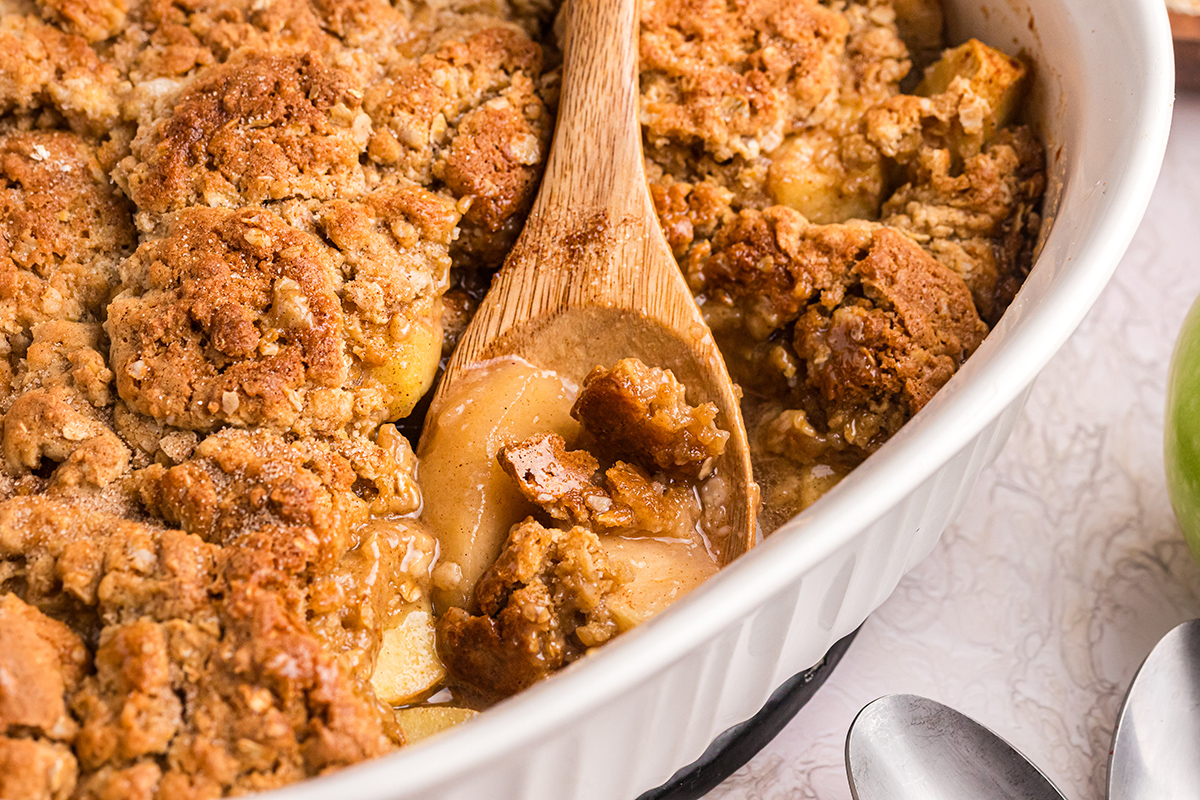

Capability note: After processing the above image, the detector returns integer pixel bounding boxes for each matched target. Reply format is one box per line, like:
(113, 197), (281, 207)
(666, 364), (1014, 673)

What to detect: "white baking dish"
(273, 0), (1174, 797)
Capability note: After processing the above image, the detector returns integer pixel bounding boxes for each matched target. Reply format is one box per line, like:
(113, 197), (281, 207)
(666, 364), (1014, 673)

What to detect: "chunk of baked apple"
(371, 314), (443, 420)
(917, 39), (1026, 143)
(370, 603), (445, 705)
(767, 129), (885, 224)
(393, 706), (478, 744)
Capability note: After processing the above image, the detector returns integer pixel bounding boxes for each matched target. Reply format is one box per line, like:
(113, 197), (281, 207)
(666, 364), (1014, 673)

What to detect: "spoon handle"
(428, 0), (759, 562)
(539, 0), (646, 220)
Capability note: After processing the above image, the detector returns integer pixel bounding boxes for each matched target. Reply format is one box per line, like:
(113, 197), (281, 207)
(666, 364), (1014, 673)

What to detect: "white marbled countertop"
(707, 90), (1200, 800)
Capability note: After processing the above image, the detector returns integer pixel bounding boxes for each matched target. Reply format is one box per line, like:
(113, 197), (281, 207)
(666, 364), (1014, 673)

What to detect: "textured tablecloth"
(707, 91), (1200, 800)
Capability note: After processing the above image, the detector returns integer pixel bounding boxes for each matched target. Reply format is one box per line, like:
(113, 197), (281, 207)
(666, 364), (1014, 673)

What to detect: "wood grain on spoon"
(428, 0), (758, 563)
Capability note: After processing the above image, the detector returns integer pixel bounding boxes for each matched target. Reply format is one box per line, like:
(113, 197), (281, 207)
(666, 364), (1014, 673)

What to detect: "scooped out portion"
(418, 356), (729, 703)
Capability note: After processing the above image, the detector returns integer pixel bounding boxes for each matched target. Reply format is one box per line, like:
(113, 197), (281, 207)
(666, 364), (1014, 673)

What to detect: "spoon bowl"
(846, 694), (1067, 800)
(1108, 618), (1200, 800)
(428, 0), (758, 562)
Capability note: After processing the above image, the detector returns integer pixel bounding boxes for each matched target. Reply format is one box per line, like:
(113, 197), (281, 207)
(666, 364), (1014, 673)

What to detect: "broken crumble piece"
(436, 518), (623, 704)
(571, 358), (729, 480)
(498, 432), (703, 538)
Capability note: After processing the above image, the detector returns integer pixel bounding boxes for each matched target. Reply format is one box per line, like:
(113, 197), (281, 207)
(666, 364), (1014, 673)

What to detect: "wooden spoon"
(428, 0), (758, 563)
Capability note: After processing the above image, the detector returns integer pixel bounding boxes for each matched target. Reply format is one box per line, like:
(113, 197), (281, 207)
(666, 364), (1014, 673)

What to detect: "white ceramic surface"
(268, 1), (1175, 798)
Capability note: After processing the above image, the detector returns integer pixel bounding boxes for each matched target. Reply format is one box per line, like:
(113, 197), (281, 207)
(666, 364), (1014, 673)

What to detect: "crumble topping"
(116, 52), (371, 216)
(0, 15), (124, 137)
(107, 194), (455, 434)
(364, 24), (554, 267)
(436, 518), (623, 703)
(572, 358), (728, 479)
(0, 132), (135, 370)
(640, 0), (849, 161)
(0, 0), (560, 793)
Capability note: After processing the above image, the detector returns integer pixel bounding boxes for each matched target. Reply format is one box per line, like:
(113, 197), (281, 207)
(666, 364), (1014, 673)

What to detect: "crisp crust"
(365, 25), (543, 183)
(0, 15), (123, 136)
(650, 177), (736, 259)
(859, 58), (1045, 323)
(63, 585), (396, 797)
(0, 132), (135, 348)
(3, 389), (130, 490)
(640, 0), (848, 161)
(117, 52), (371, 215)
(436, 518), (621, 703)
(438, 96), (547, 235)
(107, 200), (453, 435)
(114, 0), (413, 87)
(365, 25), (552, 268)
(641, 5), (1044, 525)
(572, 358), (728, 479)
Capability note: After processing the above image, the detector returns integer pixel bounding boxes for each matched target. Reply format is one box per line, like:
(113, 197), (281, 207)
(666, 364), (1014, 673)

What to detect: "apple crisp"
(0, 0), (1044, 794)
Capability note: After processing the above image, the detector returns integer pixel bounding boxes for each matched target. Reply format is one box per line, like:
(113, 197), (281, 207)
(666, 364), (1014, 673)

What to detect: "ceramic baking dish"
(270, 0), (1174, 797)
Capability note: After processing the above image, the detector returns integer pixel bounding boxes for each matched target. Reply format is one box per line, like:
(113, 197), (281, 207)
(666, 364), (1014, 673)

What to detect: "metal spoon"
(1108, 618), (1200, 799)
(846, 693), (1067, 800)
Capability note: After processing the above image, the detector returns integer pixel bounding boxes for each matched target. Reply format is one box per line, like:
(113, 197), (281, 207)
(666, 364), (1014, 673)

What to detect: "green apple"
(1166, 294), (1200, 563)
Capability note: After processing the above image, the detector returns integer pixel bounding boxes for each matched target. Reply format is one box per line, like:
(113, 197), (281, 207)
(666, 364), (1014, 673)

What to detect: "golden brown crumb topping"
(3, 322), (127, 492)
(0, 132), (135, 355)
(107, 197), (454, 434)
(436, 518), (622, 703)
(499, 431), (604, 523)
(880, 127), (1045, 325)
(365, 25), (554, 267)
(109, 207), (363, 433)
(0, 15), (124, 137)
(0, 427), (421, 796)
(572, 358), (728, 480)
(117, 52), (370, 215)
(640, 0), (848, 161)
